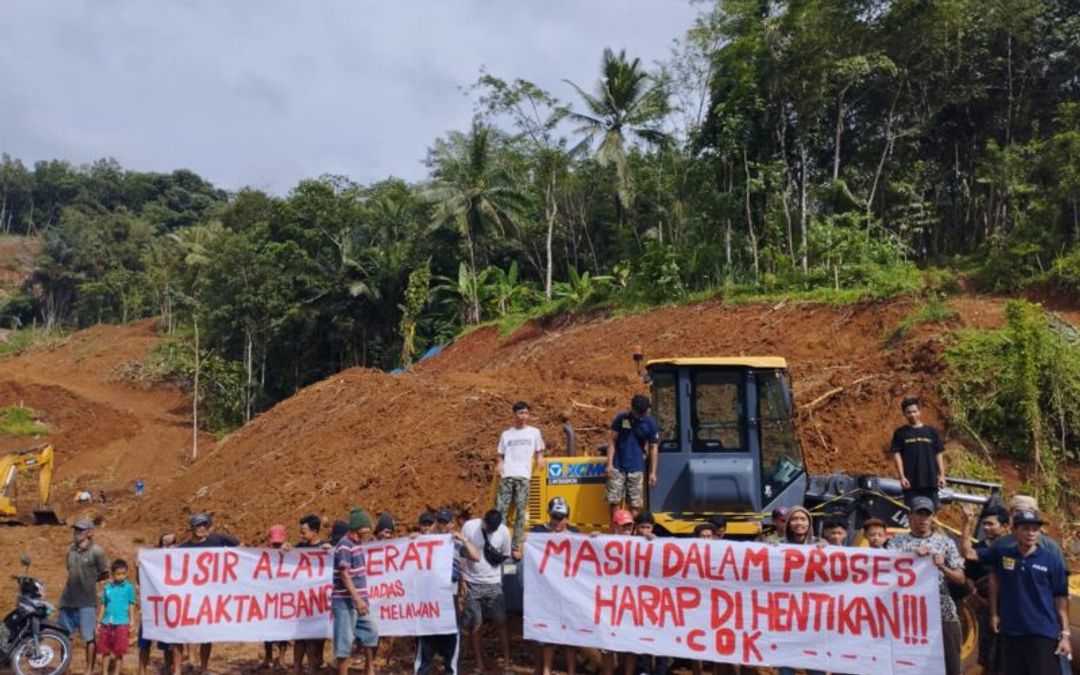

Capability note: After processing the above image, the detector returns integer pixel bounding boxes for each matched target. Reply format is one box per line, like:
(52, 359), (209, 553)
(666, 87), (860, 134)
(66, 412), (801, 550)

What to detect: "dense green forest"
(1, 0), (1078, 430)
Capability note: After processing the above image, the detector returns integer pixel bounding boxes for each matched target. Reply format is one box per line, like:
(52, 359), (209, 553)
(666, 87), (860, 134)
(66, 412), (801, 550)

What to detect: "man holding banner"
(887, 496), (966, 675)
(176, 513), (238, 674)
(333, 508), (377, 675)
(523, 527), (948, 674)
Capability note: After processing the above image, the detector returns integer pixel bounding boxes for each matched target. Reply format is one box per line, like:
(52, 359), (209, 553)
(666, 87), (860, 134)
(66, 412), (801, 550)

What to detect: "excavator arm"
(0, 445), (61, 525)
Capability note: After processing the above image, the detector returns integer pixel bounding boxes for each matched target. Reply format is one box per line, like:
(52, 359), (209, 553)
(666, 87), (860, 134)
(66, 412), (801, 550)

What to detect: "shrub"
(944, 300), (1080, 508)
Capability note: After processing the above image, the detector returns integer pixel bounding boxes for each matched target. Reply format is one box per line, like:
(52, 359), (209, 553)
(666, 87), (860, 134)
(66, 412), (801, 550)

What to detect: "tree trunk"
(244, 328), (254, 423)
(833, 88), (848, 182)
(192, 314), (200, 460)
(725, 160), (733, 271)
(799, 137), (809, 274)
(464, 219), (481, 324)
(743, 148), (759, 282)
(545, 173), (557, 300)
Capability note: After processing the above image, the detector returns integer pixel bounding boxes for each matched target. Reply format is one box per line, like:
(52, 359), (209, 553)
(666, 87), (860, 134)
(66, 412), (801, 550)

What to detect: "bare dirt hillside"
(0, 320), (210, 506)
(0, 293), (1074, 674)
(117, 295), (1020, 544)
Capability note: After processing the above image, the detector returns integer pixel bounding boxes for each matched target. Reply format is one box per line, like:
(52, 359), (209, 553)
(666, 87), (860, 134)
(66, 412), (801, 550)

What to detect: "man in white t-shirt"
(494, 400), (545, 554)
(461, 510), (512, 674)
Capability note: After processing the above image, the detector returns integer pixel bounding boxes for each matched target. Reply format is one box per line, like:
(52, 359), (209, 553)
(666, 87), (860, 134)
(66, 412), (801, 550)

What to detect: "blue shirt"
(610, 411), (659, 473)
(980, 543), (1067, 639)
(100, 580), (136, 625)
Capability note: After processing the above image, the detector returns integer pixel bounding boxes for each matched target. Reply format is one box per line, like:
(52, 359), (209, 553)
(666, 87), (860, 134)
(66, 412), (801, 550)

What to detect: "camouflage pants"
(495, 477), (529, 550)
(604, 469), (645, 508)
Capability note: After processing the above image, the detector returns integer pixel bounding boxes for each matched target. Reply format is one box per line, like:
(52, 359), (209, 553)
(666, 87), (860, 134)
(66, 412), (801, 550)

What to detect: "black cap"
(189, 513), (211, 528)
(1012, 509), (1044, 527)
(435, 508), (454, 524)
(418, 511), (435, 526)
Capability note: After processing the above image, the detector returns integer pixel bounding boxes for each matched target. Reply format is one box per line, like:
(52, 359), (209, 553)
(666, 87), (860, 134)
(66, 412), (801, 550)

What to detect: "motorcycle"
(0, 554), (72, 675)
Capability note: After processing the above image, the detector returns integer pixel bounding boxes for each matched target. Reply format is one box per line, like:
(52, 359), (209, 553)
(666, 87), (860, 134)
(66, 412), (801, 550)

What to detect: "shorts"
(1000, 635), (1062, 675)
(331, 599), (357, 659)
(463, 582), (505, 628)
(98, 624), (129, 658)
(354, 612), (379, 649)
(59, 606), (98, 642)
(605, 469), (644, 508)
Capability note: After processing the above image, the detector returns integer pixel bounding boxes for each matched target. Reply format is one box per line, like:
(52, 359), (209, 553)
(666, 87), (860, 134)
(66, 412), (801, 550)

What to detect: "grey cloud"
(0, 0), (699, 194)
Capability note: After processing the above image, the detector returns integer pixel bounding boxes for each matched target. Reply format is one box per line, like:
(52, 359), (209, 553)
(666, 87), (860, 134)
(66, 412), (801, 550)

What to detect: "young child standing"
(98, 559), (137, 675)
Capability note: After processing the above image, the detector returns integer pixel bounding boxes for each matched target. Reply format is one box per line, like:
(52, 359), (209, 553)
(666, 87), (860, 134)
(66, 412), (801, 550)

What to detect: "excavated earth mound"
(117, 295), (1017, 543)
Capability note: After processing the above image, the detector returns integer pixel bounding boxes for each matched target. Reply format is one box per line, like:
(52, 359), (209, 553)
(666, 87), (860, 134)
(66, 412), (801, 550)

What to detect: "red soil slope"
(117, 295), (1020, 544)
(0, 320), (208, 505)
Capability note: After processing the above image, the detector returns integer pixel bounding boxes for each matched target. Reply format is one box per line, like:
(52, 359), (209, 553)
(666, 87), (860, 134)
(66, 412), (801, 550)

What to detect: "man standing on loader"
(605, 395), (659, 517)
(890, 396), (947, 508)
(495, 400), (545, 555)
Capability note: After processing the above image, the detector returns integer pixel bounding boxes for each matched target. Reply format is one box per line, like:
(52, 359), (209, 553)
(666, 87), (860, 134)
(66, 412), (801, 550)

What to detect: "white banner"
(365, 535), (456, 636)
(523, 534), (945, 675)
(139, 547), (334, 642)
(139, 535), (456, 642)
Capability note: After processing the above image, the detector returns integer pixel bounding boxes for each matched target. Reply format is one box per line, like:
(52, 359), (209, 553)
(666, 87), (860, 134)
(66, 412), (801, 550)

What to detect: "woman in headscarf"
(777, 506), (826, 675)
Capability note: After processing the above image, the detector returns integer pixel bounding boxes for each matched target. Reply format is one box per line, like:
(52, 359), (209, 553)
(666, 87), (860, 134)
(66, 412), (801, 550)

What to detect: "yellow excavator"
(0, 444), (62, 525)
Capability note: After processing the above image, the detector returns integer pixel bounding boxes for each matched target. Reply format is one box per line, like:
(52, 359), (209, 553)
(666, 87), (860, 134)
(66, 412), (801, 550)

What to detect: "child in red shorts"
(98, 559), (137, 675)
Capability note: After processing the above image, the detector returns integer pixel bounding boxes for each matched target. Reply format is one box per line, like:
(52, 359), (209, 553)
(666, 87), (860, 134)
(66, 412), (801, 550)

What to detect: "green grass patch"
(887, 296), (958, 344)
(0, 329), (68, 358)
(721, 285), (873, 306)
(945, 446), (1003, 485)
(0, 406), (50, 436)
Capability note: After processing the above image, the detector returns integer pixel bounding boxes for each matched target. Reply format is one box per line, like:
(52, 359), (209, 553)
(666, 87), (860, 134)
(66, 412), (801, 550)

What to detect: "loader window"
(691, 372), (743, 452)
(758, 371), (803, 500)
(651, 370), (680, 453)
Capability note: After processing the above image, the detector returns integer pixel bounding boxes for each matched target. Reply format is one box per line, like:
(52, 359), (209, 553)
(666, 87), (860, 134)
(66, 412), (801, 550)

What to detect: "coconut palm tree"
(565, 48), (669, 224)
(424, 120), (528, 323)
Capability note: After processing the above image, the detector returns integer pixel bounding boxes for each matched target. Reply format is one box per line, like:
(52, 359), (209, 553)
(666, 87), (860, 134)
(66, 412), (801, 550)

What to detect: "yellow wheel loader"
(0, 444), (62, 525)
(497, 356), (1010, 673)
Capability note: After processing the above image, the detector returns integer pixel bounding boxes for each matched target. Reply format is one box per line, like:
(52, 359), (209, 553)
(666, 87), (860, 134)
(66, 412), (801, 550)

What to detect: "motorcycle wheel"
(11, 628), (72, 675)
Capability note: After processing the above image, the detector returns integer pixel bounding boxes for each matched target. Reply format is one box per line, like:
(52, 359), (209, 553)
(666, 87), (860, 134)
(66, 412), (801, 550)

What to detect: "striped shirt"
(332, 534), (368, 606)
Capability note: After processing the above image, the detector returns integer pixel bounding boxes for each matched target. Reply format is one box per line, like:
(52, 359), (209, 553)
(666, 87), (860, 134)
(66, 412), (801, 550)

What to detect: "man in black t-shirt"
(890, 396), (946, 508)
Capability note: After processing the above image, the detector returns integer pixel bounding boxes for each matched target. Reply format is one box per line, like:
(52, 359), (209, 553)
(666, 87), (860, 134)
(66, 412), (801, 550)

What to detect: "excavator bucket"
(31, 507), (62, 526)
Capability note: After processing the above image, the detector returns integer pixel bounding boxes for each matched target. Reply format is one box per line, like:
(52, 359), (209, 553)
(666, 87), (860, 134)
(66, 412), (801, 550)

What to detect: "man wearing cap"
(605, 395), (660, 518)
(60, 518), (109, 675)
(981, 509), (1071, 674)
(334, 508), (377, 675)
(460, 509), (512, 673)
(886, 496), (966, 675)
(374, 513), (396, 540)
(988, 495), (1066, 567)
(178, 513), (238, 673)
(760, 506), (791, 543)
(414, 508), (480, 675)
(890, 396), (947, 508)
(529, 498), (580, 675)
(611, 509), (635, 536)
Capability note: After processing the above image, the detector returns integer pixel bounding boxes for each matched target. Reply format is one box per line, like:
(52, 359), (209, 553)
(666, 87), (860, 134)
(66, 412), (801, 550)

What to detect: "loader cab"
(646, 357), (807, 534)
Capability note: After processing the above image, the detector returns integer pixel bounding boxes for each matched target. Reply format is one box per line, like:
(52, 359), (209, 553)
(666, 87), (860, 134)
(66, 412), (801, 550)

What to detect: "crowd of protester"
(55, 397), (1073, 675)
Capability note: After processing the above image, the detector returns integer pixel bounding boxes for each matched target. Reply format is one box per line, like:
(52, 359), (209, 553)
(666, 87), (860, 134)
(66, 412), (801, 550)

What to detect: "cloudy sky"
(0, 1), (700, 194)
